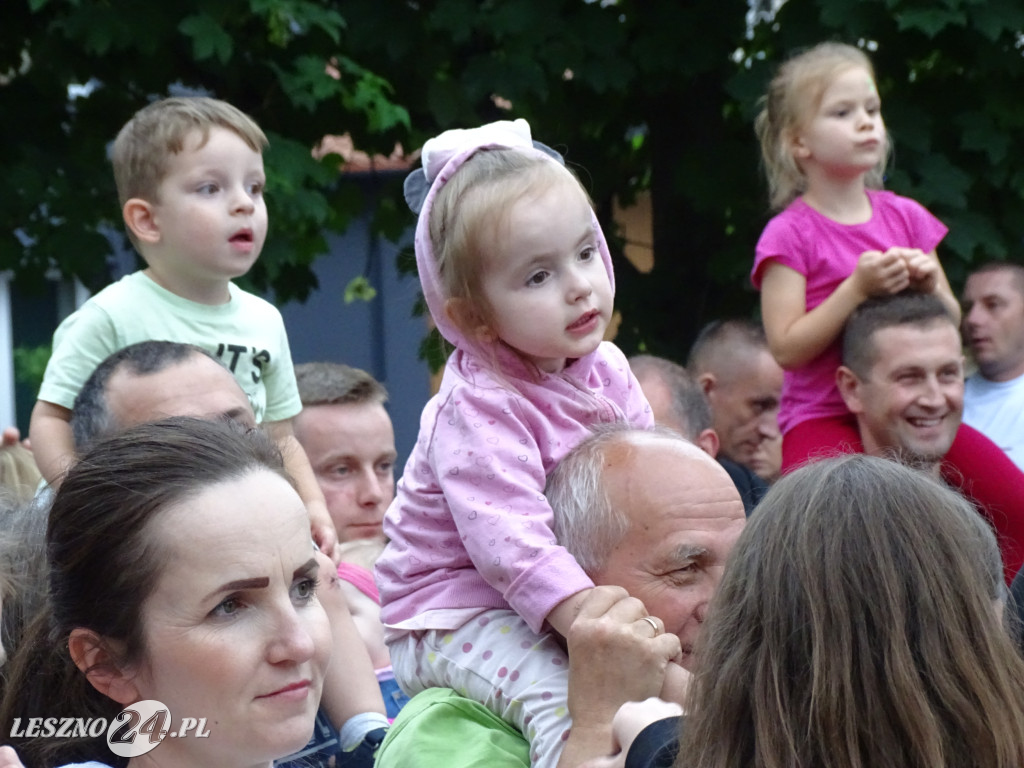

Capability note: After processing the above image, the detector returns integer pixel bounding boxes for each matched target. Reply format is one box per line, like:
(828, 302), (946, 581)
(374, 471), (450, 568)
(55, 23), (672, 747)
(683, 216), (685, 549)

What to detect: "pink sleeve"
(891, 193), (947, 253)
(431, 387), (593, 633)
(752, 209), (805, 290)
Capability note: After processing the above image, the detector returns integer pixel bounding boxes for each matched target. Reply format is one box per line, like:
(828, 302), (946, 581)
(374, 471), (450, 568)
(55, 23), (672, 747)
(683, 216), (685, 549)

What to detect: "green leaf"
(13, 345), (51, 390)
(942, 210), (1006, 261)
(971, 0), (1024, 42)
(334, 57), (410, 132)
(418, 328), (450, 374)
(178, 13), (233, 63)
(914, 154), (972, 208)
(958, 112), (1010, 165)
(896, 8), (966, 37)
(344, 275), (378, 303)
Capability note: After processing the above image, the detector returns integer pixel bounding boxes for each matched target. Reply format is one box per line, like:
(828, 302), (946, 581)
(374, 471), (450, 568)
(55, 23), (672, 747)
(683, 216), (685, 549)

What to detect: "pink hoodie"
(375, 122), (653, 634)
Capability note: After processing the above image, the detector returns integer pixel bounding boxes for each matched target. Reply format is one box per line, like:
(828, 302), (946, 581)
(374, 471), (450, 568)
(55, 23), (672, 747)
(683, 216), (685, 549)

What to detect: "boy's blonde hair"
(429, 147), (590, 328)
(111, 96), (267, 210)
(754, 42), (890, 210)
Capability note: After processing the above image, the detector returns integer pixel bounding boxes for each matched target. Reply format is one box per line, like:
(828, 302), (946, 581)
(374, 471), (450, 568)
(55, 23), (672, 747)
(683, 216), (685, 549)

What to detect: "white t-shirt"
(963, 371), (1024, 472)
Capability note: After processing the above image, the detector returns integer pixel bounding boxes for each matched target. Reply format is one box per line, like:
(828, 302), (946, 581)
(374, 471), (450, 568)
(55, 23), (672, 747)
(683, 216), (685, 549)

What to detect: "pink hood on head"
(413, 119), (616, 354)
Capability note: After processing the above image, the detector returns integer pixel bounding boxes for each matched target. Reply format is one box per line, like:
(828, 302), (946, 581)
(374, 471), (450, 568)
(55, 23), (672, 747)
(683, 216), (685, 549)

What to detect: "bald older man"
(376, 425), (746, 768)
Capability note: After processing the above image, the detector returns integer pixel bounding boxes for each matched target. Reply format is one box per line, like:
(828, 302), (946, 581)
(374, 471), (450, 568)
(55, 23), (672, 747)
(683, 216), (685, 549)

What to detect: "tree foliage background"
(5, 0), (1024, 366)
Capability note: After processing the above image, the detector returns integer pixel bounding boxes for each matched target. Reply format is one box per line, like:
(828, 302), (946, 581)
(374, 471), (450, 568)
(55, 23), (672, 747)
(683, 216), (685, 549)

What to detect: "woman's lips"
(257, 679), (312, 701)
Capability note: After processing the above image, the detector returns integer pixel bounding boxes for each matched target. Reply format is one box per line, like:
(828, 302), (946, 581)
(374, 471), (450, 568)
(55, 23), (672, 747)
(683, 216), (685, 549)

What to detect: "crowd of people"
(0, 38), (1022, 768)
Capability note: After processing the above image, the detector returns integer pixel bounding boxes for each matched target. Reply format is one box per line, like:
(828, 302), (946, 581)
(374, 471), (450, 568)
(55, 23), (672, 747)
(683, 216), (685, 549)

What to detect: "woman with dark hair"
(0, 417), (333, 768)
(610, 453), (1024, 768)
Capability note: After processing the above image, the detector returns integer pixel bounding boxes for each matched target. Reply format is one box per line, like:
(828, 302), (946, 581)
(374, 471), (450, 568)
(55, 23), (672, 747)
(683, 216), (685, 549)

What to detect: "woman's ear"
(122, 198), (161, 244)
(444, 299), (496, 344)
(68, 628), (140, 706)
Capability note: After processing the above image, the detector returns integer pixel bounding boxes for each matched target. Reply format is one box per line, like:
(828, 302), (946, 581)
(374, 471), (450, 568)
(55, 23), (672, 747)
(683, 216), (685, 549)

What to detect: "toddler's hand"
(658, 661), (691, 705)
(893, 247), (939, 294)
(573, 698), (684, 768)
(851, 249), (910, 299)
(612, 698), (683, 748)
(308, 502), (341, 564)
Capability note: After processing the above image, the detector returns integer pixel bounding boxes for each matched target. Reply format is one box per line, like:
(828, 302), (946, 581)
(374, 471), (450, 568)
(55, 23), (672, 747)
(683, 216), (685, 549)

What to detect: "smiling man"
(837, 295), (964, 473)
(836, 292), (1024, 582)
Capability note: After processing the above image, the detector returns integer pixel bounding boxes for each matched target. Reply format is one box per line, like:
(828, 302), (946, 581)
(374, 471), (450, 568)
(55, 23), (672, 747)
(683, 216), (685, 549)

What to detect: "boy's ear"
(444, 298), (496, 344)
(123, 198), (161, 244)
(68, 628), (140, 707)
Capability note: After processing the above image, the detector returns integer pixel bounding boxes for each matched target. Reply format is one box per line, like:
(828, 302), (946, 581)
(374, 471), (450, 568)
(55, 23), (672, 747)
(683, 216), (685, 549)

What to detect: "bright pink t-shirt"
(751, 190), (948, 433)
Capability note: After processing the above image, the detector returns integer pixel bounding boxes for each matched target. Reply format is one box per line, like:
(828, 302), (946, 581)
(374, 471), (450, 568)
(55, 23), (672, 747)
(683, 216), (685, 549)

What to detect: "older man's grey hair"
(548, 423), (684, 574)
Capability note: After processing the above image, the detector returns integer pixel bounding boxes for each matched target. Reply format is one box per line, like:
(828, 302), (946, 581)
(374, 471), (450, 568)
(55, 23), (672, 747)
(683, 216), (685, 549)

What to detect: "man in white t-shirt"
(962, 262), (1024, 471)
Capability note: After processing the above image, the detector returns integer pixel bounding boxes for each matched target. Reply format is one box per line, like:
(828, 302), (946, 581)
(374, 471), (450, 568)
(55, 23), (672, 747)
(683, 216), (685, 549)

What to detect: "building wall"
(276, 185), (430, 470)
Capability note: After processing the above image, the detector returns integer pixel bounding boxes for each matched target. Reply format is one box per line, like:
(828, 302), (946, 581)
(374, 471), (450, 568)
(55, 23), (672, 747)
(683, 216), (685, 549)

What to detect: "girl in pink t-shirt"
(750, 41), (960, 470)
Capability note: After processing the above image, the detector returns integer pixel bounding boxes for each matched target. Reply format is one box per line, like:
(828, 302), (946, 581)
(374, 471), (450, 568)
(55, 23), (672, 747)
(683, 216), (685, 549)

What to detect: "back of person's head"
(430, 147), (588, 328)
(71, 340), (215, 452)
(294, 362), (388, 408)
(629, 354), (712, 439)
(111, 97), (266, 247)
(841, 291), (955, 378)
(686, 319), (767, 375)
(0, 445), (41, 504)
(0, 417), (284, 767)
(679, 453), (1024, 768)
(754, 41), (889, 210)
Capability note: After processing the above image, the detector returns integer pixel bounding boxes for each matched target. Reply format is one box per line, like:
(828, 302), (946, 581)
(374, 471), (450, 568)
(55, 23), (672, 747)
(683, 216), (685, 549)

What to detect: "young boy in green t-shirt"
(30, 96), (337, 557)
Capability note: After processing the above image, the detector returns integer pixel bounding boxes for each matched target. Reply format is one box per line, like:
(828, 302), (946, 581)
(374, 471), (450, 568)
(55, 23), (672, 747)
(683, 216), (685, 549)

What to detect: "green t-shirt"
(39, 271), (301, 423)
(376, 688), (530, 768)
